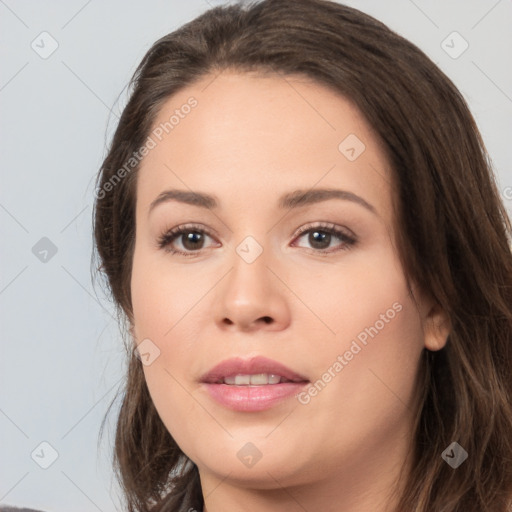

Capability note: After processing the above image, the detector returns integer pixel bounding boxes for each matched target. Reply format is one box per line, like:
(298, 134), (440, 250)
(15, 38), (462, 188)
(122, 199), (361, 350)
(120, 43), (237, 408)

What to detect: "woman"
(93, 0), (512, 510)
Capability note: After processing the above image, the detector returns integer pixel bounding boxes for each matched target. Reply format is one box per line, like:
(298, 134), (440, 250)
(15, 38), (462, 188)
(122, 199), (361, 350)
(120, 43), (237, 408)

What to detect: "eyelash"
(157, 222), (357, 258)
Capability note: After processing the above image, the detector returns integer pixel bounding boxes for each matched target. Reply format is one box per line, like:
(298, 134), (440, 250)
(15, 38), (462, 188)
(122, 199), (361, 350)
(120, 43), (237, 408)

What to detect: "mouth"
(200, 356), (309, 412)
(221, 374), (300, 385)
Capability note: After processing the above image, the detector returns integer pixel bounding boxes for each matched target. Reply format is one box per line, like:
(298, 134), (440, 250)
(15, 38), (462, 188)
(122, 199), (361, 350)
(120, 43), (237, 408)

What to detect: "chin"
(188, 435), (314, 488)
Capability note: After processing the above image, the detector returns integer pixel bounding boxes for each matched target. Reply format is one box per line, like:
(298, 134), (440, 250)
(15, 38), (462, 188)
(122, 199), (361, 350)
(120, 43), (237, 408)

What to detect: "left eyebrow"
(278, 188), (377, 215)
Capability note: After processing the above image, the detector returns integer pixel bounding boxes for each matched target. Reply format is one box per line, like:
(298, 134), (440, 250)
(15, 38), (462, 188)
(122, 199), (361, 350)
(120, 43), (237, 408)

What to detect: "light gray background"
(1, 1), (511, 511)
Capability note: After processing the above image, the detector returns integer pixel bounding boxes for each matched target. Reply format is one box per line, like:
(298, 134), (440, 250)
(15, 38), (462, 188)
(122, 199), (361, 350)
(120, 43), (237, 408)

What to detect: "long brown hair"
(93, 1), (512, 510)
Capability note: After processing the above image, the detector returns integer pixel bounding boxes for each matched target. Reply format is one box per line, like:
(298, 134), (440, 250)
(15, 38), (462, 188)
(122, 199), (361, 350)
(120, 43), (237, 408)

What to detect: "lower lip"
(202, 382), (308, 412)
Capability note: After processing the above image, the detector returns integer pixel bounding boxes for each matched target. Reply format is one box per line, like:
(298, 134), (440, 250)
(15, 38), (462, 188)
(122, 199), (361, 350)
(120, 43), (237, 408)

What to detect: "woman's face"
(131, 71), (448, 495)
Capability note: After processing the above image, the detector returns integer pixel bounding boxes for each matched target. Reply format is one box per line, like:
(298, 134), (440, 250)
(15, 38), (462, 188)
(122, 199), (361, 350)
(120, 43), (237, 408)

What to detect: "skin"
(130, 71), (450, 512)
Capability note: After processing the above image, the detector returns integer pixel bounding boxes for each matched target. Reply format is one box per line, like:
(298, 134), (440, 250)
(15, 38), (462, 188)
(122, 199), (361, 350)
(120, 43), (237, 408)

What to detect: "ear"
(410, 281), (451, 351)
(422, 301), (451, 352)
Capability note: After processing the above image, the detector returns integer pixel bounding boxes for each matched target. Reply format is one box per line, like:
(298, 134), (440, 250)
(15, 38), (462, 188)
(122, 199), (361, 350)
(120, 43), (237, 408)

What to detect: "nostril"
(261, 316), (273, 324)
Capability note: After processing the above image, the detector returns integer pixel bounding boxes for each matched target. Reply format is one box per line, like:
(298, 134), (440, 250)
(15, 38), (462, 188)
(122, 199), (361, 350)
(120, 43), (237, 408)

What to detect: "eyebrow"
(148, 188), (377, 216)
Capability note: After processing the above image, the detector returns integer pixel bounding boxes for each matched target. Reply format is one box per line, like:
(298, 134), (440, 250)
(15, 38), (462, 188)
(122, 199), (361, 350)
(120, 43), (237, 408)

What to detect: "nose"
(213, 243), (291, 333)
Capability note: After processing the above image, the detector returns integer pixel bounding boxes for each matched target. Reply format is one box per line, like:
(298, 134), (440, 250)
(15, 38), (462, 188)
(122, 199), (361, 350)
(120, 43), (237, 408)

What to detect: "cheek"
(130, 246), (217, 445)
(130, 243), (208, 342)
(288, 247), (421, 354)
(297, 248), (426, 408)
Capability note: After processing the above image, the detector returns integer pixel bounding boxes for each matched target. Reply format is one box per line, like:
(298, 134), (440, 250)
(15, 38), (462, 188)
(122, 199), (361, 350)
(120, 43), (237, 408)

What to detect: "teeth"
(267, 374), (282, 384)
(223, 374), (283, 385)
(235, 374), (251, 385)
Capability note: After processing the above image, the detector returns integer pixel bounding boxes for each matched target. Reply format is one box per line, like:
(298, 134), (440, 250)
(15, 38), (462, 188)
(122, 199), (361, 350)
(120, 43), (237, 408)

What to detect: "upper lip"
(200, 356), (309, 384)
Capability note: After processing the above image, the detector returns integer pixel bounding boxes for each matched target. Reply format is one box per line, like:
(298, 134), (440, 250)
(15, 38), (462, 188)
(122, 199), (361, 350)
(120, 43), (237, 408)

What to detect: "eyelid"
(292, 221), (356, 240)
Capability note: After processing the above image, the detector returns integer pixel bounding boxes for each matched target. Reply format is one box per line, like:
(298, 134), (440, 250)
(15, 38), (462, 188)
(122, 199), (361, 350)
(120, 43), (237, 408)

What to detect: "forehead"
(136, 71), (394, 222)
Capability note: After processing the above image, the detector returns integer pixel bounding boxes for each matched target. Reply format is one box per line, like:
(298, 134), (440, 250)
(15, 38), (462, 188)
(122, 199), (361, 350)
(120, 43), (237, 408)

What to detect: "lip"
(200, 356), (309, 412)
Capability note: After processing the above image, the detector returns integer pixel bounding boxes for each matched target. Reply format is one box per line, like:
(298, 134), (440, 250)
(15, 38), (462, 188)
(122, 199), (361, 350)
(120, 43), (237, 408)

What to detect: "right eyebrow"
(149, 189), (218, 215)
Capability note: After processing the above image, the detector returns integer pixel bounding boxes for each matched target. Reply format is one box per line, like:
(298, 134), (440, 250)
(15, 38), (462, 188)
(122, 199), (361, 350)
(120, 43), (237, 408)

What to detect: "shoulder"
(0, 508), (47, 512)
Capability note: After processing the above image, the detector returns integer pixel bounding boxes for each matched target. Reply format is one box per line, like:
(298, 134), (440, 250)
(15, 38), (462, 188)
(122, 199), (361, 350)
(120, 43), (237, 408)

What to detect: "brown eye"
(307, 230), (332, 250)
(157, 225), (217, 256)
(292, 224), (356, 254)
(180, 231), (206, 250)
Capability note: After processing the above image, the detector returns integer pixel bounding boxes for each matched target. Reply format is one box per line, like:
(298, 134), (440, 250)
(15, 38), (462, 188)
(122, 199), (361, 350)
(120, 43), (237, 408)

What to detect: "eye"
(291, 222), (356, 254)
(157, 222), (356, 257)
(157, 224), (218, 257)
